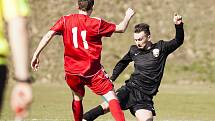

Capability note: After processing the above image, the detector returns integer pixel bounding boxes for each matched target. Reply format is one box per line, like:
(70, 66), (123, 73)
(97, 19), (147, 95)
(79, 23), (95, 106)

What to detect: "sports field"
(1, 0), (215, 121)
(1, 83), (215, 121)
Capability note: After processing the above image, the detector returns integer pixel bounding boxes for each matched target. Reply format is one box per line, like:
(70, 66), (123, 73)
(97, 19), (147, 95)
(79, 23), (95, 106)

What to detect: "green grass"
(1, 83), (215, 121)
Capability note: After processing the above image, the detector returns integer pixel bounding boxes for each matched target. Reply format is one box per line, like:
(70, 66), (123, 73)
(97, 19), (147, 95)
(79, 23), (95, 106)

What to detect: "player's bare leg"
(72, 91), (83, 121)
(135, 109), (153, 121)
(101, 101), (109, 113)
(102, 90), (125, 121)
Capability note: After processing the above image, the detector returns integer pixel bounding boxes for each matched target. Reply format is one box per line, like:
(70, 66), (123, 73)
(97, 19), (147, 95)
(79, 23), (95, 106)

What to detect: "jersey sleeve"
(2, 0), (30, 21)
(162, 23), (184, 54)
(50, 16), (65, 35)
(110, 46), (133, 82)
(99, 19), (116, 37)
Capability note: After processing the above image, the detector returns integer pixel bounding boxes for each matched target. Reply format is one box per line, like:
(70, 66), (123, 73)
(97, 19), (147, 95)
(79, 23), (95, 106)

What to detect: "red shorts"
(65, 69), (113, 97)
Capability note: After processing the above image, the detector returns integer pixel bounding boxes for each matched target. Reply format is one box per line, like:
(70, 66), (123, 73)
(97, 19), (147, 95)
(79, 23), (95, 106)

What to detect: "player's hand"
(125, 8), (135, 18)
(31, 55), (39, 71)
(173, 13), (183, 25)
(11, 82), (32, 120)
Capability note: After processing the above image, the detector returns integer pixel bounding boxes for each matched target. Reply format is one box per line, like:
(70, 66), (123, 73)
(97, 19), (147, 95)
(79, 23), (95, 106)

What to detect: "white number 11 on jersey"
(72, 27), (89, 49)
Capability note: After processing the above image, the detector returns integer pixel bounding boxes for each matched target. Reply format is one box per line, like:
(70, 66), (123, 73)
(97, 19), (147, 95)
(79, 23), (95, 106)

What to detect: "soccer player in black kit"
(83, 13), (184, 121)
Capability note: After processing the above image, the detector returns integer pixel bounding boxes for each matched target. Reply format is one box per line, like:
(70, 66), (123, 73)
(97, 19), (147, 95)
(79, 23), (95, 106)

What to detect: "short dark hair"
(78, 0), (94, 11)
(134, 23), (150, 35)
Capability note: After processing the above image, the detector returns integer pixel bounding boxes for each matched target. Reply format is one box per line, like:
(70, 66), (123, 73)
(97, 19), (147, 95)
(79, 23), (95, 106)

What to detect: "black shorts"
(116, 85), (156, 116)
(0, 65), (8, 111)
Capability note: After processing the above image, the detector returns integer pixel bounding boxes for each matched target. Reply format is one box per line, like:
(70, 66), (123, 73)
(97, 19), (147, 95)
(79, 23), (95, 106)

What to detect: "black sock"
(83, 105), (104, 121)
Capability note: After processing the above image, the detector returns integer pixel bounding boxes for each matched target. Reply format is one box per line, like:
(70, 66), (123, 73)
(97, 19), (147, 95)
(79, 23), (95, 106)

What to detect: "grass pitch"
(1, 83), (215, 121)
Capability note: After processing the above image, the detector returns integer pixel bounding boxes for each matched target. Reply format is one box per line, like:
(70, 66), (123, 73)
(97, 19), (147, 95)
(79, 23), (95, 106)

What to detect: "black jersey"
(110, 23), (184, 95)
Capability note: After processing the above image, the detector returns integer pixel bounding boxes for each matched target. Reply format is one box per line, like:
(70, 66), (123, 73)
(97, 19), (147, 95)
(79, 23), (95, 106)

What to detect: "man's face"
(133, 31), (150, 49)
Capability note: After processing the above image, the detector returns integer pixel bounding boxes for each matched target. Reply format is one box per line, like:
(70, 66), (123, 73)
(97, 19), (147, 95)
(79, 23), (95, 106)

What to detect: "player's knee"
(101, 102), (109, 112)
(102, 90), (118, 101)
(135, 109), (153, 121)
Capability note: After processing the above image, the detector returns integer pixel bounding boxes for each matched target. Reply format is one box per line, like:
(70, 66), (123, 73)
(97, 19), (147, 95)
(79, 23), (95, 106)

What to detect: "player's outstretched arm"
(173, 13), (184, 44)
(31, 30), (56, 71)
(163, 13), (184, 54)
(115, 8), (135, 33)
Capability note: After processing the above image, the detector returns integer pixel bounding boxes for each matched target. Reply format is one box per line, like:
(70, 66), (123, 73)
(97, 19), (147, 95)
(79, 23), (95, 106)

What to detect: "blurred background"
(2, 0), (215, 120)
(27, 0), (215, 84)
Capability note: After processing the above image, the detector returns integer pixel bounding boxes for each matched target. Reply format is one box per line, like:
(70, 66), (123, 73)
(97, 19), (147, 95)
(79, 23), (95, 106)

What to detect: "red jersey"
(50, 14), (116, 76)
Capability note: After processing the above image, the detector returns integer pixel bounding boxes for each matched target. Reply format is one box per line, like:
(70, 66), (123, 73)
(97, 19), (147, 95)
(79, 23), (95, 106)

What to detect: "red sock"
(109, 99), (125, 121)
(72, 100), (83, 121)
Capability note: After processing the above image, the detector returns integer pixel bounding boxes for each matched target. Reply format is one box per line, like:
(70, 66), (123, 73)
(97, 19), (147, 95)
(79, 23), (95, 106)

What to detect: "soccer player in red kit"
(31, 0), (134, 121)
